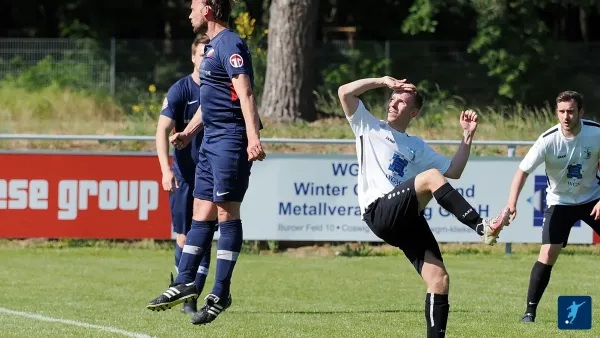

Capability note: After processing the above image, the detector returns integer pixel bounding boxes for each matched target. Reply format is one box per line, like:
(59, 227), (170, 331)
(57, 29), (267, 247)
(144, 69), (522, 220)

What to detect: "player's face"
(189, 0), (208, 33)
(556, 99), (583, 133)
(192, 43), (205, 70)
(387, 91), (417, 123)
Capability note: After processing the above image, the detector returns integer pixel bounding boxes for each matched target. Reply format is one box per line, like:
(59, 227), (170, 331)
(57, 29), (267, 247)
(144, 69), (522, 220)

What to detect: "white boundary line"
(0, 307), (155, 338)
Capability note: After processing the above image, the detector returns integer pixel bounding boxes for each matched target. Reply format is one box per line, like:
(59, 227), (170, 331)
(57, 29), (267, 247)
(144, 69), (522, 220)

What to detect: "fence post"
(110, 38), (116, 96)
(505, 144), (516, 256)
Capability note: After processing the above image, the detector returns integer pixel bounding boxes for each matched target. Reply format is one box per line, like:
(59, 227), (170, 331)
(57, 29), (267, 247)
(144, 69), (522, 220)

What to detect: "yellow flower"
(132, 105), (141, 112)
(235, 12), (255, 38)
(148, 84), (156, 93)
(264, 29), (268, 35)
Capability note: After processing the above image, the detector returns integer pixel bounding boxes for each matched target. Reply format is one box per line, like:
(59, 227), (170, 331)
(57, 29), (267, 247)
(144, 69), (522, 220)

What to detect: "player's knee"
(425, 168), (446, 183)
(427, 271), (449, 294)
(416, 169), (447, 191)
(217, 202), (241, 221)
(193, 198), (218, 221)
(538, 244), (562, 265)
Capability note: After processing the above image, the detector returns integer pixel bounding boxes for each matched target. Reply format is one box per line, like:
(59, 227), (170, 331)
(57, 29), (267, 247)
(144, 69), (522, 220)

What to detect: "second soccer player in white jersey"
(503, 91), (600, 323)
(338, 76), (511, 338)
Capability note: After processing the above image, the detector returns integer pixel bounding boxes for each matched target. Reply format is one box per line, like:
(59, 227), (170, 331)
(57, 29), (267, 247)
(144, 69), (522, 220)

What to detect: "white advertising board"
(236, 154), (594, 244)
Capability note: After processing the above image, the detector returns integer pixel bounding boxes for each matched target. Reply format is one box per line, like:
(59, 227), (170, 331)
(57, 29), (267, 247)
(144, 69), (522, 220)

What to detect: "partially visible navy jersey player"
(154, 34), (215, 315)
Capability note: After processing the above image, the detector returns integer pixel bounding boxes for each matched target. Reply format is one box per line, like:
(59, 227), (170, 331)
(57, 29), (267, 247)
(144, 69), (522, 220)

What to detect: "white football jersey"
(347, 100), (451, 215)
(519, 119), (600, 206)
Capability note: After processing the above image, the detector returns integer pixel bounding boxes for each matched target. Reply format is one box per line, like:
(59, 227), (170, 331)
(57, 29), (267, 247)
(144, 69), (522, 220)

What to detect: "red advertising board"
(0, 152), (171, 239)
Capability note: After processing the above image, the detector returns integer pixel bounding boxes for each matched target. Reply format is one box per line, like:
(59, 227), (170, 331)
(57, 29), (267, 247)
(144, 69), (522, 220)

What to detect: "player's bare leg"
(521, 243), (562, 322)
(191, 202), (239, 325)
(147, 199), (218, 311)
(421, 251), (450, 338)
(414, 169), (510, 245)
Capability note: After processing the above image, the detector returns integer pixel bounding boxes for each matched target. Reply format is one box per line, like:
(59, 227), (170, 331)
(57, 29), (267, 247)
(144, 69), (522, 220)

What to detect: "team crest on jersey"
(229, 54), (244, 68)
(206, 49), (215, 58)
(388, 153), (409, 177)
(583, 146), (592, 160)
(161, 97), (168, 110)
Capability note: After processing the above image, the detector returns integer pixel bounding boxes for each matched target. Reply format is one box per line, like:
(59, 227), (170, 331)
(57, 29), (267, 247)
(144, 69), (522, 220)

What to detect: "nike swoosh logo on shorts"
(187, 100), (198, 104)
(216, 191), (230, 196)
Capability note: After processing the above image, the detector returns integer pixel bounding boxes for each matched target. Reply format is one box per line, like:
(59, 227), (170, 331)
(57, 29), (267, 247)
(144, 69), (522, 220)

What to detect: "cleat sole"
(146, 294), (198, 311)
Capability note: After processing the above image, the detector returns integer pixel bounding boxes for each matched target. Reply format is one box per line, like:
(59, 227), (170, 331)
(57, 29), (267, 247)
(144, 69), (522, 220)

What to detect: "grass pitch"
(1, 245), (599, 337)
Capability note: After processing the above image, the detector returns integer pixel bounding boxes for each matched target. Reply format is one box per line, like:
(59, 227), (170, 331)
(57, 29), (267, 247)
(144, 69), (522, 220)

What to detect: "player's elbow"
(237, 88), (255, 104)
(337, 85), (349, 100)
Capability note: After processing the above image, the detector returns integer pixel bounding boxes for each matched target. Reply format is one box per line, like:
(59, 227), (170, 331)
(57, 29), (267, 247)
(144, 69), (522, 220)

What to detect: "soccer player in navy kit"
(147, 0), (265, 325)
(154, 34), (214, 315)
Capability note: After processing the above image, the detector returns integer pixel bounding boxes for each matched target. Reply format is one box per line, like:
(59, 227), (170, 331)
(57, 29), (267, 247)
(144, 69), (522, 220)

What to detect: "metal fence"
(0, 133), (535, 155)
(3, 38), (600, 109)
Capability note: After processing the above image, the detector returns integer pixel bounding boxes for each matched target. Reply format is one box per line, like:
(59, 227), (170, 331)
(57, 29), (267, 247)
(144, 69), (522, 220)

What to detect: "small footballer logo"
(206, 49), (215, 58)
(229, 54), (244, 68)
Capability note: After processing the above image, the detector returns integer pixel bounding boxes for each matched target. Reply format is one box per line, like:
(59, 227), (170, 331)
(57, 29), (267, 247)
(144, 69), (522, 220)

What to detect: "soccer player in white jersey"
(503, 91), (600, 323)
(338, 76), (511, 338)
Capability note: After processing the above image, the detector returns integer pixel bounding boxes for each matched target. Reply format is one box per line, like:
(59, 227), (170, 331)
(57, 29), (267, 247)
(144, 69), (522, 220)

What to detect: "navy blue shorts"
(193, 133), (252, 203)
(169, 176), (195, 234)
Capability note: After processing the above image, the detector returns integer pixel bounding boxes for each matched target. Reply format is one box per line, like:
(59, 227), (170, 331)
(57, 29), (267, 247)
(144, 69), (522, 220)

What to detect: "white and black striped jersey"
(519, 119), (600, 206)
(347, 100), (451, 215)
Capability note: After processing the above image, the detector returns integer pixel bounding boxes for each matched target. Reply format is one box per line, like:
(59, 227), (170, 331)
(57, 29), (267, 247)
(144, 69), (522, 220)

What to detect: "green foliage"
(128, 83), (164, 118)
(401, 0), (442, 34)
(315, 49), (390, 116)
(0, 55), (109, 92)
(403, 0), (551, 101)
(0, 39), (109, 93)
(468, 0), (550, 101)
(337, 243), (387, 257)
(59, 19), (91, 38)
(233, 11), (268, 103)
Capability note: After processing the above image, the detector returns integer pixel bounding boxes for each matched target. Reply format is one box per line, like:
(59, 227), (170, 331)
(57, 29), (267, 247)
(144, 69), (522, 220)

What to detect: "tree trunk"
(260, 0), (319, 122)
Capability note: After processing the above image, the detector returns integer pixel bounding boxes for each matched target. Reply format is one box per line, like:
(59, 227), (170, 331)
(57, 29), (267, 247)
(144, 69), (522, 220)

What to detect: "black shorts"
(363, 177), (442, 274)
(542, 198), (600, 247)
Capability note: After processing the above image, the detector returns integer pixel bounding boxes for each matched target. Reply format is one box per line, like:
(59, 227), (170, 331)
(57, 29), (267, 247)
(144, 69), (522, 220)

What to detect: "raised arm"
(444, 110), (478, 179)
(338, 77), (413, 117)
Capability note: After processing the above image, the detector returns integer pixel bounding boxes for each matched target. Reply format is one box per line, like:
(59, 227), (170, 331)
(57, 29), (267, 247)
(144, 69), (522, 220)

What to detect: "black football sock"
(433, 183), (483, 235)
(525, 261), (553, 315)
(425, 293), (449, 338)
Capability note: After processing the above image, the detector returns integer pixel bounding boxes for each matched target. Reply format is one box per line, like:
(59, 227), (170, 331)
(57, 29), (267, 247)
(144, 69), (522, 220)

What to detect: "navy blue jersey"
(199, 28), (262, 135)
(160, 75), (203, 180)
